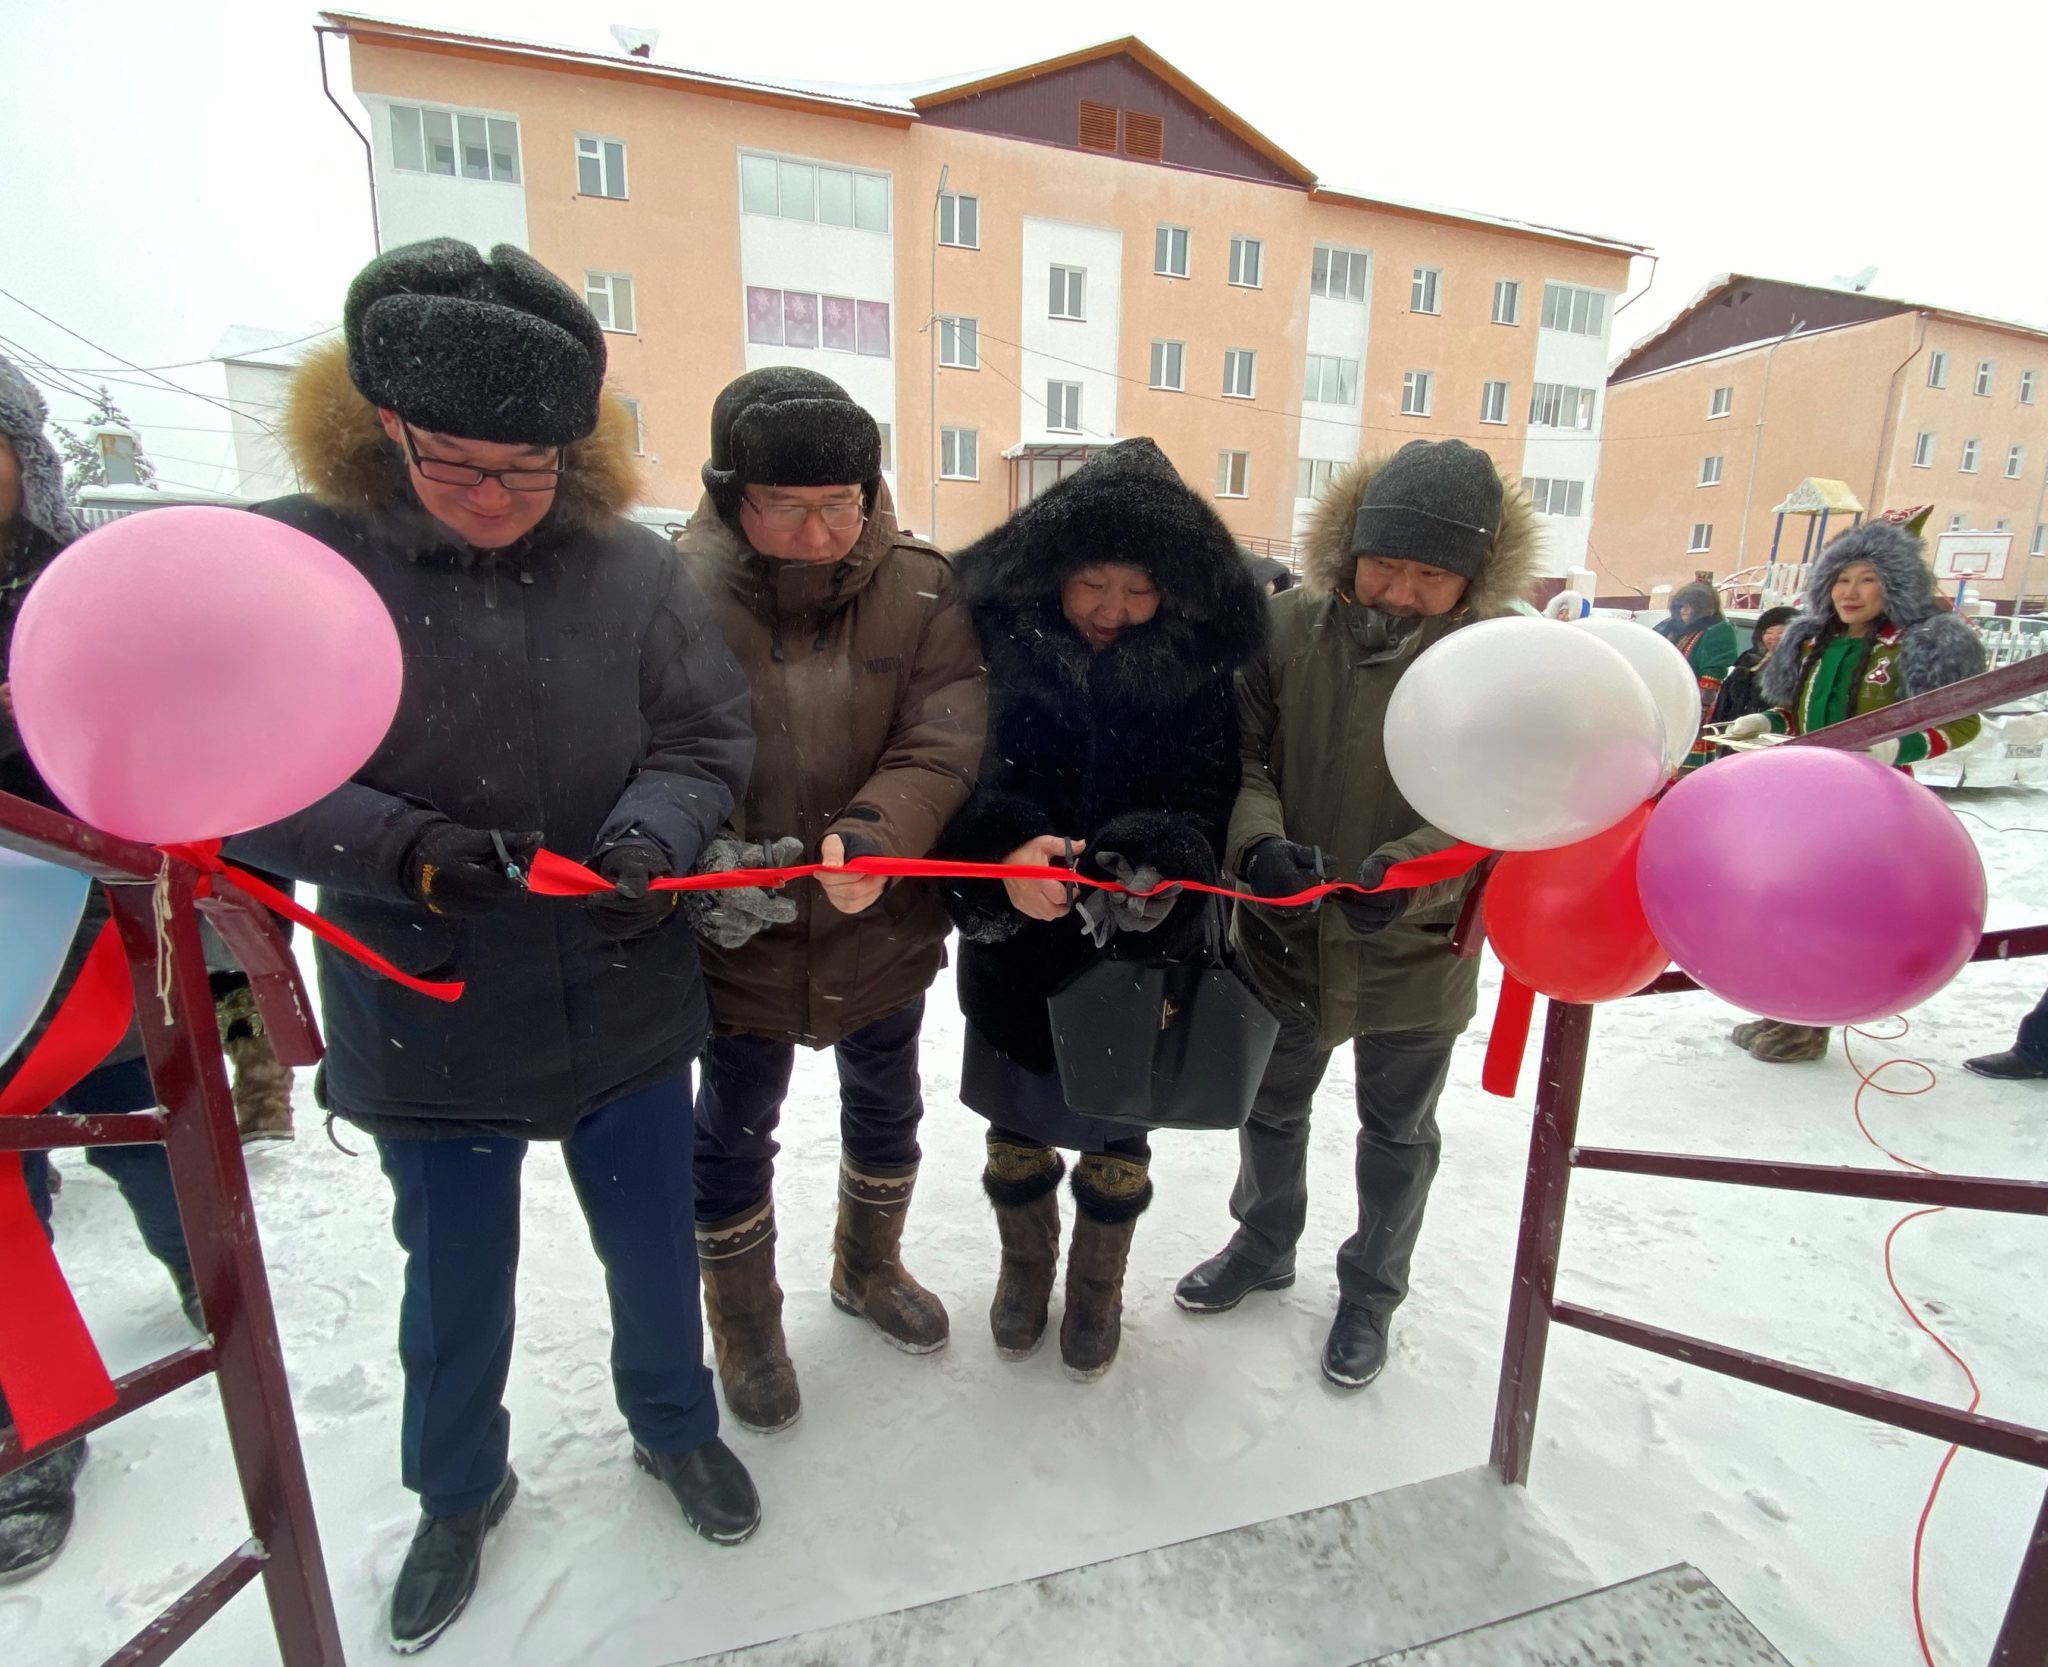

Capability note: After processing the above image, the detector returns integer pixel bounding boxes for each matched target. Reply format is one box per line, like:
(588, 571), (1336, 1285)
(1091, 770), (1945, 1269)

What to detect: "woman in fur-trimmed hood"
(935, 436), (1268, 1381)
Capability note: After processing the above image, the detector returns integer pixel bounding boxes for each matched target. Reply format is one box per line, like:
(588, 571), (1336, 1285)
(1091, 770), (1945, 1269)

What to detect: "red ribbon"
(1481, 973), (1538, 1099)
(0, 919), (133, 1449)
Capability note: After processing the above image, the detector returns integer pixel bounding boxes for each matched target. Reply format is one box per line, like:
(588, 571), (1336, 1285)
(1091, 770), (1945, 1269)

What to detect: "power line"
(29, 327), (336, 375)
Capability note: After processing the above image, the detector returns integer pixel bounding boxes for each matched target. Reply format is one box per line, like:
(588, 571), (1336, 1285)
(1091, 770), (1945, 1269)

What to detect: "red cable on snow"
(1842, 1020), (1983, 1667)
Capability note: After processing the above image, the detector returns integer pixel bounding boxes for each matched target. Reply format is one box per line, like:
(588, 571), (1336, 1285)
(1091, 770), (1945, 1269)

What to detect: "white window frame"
(738, 149), (889, 233)
(1302, 354), (1359, 407)
(1216, 450), (1250, 498)
(1975, 359), (1995, 397)
(1046, 381), (1082, 434)
(1708, 386), (1733, 419)
(1540, 282), (1607, 337)
(584, 271), (636, 335)
(1492, 279), (1521, 326)
(1529, 382), (1596, 430)
(1155, 224), (1190, 279)
(1400, 370), (1433, 417)
(1222, 349), (1257, 400)
(2033, 523), (2047, 557)
(1149, 339), (1185, 391)
(876, 422), (893, 473)
(388, 101), (521, 184)
(1949, 513), (1966, 532)
(1297, 456), (1340, 500)
(940, 426), (979, 481)
(2021, 369), (2038, 405)
(616, 395), (644, 455)
(1699, 455), (1723, 487)
(1049, 265), (1087, 321)
(938, 191), (979, 249)
(1410, 267), (1442, 315)
(2008, 444), (2026, 480)
(575, 133), (627, 199)
(1312, 245), (1368, 303)
(1479, 380), (1510, 424)
(1995, 518), (2011, 533)
(1961, 437), (1980, 473)
(938, 315), (978, 370)
(1228, 235), (1262, 289)
(1913, 431), (1935, 468)
(1523, 477), (1586, 518)
(1928, 350), (1949, 389)
(1689, 522), (1712, 553)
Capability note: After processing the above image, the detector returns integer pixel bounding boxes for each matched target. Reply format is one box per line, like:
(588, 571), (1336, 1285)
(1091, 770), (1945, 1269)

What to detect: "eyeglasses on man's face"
(403, 424), (564, 492)
(742, 494), (866, 532)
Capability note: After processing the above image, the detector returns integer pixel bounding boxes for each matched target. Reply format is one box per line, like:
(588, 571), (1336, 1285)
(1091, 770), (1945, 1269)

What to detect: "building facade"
(1595, 277), (2048, 610)
(325, 15), (1643, 564)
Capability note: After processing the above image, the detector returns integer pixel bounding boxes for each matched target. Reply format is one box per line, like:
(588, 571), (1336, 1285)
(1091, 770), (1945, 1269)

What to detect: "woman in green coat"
(1669, 582), (1738, 770)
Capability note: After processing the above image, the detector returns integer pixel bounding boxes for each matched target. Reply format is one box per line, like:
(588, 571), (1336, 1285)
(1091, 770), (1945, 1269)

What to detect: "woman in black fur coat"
(936, 438), (1267, 1380)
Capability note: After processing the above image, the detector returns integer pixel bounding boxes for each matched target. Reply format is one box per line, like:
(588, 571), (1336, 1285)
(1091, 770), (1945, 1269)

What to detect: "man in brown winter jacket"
(674, 369), (986, 1434)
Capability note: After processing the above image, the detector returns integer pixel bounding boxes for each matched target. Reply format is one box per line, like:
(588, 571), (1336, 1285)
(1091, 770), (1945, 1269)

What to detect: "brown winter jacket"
(1228, 453), (1543, 1045)
(676, 486), (986, 1046)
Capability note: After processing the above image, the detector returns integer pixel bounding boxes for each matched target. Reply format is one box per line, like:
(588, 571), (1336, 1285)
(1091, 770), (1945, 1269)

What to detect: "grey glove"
(1075, 848), (1182, 948)
(681, 836), (805, 950)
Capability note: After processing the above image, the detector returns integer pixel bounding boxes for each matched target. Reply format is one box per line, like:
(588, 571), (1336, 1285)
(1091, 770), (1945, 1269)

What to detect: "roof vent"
(1123, 111), (1163, 160)
(1078, 101), (1118, 152)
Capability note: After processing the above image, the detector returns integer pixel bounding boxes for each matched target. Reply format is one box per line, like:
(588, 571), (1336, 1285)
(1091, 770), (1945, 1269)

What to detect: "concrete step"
(676, 1466), (1603, 1667)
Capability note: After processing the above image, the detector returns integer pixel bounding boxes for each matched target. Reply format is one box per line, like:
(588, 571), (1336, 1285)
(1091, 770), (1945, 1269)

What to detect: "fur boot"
(1061, 1152), (1153, 1381)
(983, 1140), (1065, 1360)
(1747, 1022), (1831, 1064)
(830, 1160), (949, 1354)
(696, 1198), (800, 1433)
(217, 984), (294, 1143)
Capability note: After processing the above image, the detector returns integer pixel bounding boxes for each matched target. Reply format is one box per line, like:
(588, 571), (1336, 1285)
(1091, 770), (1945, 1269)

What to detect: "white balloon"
(1384, 617), (1668, 851)
(1573, 615), (1704, 771)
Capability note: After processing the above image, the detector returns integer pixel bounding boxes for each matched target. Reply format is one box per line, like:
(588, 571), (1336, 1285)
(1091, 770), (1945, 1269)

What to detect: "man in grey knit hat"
(1175, 441), (1543, 1390)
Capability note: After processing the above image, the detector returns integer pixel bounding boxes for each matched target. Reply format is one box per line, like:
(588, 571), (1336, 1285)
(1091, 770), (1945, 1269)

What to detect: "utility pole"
(929, 163), (948, 546)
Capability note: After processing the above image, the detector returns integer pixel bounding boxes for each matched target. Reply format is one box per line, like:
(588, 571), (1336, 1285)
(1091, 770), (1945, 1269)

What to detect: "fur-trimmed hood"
(277, 338), (643, 538)
(953, 438), (1267, 709)
(1761, 521), (1983, 705)
(0, 354), (79, 553)
(1300, 451), (1543, 620)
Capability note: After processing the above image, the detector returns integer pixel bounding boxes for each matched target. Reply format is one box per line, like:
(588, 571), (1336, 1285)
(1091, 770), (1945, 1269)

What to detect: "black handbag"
(1045, 902), (1281, 1131)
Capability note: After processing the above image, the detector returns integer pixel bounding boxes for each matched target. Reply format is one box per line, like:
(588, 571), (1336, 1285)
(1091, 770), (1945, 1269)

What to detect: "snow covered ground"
(6, 788), (2045, 1667)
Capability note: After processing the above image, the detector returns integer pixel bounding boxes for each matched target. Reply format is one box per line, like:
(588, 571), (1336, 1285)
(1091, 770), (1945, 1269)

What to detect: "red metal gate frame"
(0, 790), (345, 1666)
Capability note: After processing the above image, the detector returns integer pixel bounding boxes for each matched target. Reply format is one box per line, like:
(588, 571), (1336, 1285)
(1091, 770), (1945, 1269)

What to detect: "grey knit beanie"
(1349, 439), (1503, 580)
(702, 366), (881, 530)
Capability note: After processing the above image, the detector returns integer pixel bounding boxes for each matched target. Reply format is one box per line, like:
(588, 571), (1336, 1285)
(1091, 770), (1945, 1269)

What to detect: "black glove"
(1240, 837), (1325, 912)
(680, 836), (805, 949)
(1334, 855), (1407, 936)
(1075, 849), (1182, 946)
(401, 822), (541, 918)
(583, 842), (679, 940)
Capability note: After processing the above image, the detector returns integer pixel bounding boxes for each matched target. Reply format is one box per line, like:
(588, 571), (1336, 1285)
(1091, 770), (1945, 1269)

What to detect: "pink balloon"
(12, 506), (402, 844)
(1637, 748), (1986, 1025)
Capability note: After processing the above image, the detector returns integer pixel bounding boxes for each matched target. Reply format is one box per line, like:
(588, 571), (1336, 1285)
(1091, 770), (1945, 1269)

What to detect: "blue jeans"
(375, 1074), (717, 1518)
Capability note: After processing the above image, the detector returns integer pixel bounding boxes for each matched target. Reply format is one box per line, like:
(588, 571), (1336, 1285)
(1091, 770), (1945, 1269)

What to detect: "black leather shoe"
(388, 1469), (517, 1654)
(634, 1439), (760, 1546)
(1321, 1303), (1390, 1390)
(0, 1440), (87, 1584)
(1963, 1050), (2048, 1081)
(1173, 1249), (1295, 1314)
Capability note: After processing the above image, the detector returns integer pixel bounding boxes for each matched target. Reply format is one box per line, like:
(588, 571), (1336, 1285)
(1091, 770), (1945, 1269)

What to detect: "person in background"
(1668, 582), (1739, 770)
(1707, 604), (1798, 745)
(1721, 522), (1986, 1064)
(1964, 989), (2048, 1080)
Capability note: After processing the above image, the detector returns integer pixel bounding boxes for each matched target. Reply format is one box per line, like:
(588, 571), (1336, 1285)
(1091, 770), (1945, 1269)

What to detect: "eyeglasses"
(403, 424), (563, 492)
(742, 495), (866, 532)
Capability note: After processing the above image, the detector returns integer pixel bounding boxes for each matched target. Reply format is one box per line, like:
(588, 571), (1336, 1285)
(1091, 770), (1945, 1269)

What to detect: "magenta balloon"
(11, 506), (403, 844)
(1637, 748), (1986, 1025)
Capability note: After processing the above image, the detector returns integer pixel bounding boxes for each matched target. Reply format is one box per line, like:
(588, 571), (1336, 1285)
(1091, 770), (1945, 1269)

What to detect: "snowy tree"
(55, 386), (157, 503)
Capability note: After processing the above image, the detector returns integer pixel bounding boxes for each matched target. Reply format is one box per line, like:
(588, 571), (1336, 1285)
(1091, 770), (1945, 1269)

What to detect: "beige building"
(319, 14), (1644, 563)
(1595, 276), (2048, 610)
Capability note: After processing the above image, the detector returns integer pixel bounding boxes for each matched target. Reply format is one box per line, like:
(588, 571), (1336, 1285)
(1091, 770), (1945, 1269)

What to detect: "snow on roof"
(1313, 185), (1648, 257)
(211, 324), (340, 369)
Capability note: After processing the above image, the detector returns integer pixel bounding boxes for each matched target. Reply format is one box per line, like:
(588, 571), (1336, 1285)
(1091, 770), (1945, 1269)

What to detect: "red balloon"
(1487, 802), (1668, 1003)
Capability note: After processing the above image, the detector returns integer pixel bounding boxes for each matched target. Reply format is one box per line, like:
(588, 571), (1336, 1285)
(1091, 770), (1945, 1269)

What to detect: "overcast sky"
(5, 0), (2044, 491)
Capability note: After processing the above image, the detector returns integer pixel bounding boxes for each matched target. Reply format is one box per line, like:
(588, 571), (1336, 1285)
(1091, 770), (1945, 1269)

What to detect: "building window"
(576, 134), (627, 199)
(1217, 451), (1250, 498)
(1410, 267), (1442, 315)
(1312, 246), (1368, 302)
(1961, 437), (1980, 472)
(2009, 444), (2026, 479)
(1709, 386), (1733, 419)
(939, 191), (979, 248)
(617, 395), (644, 455)
(1975, 359), (1995, 396)
(1047, 381), (1082, 433)
(1222, 349), (1257, 400)
(1522, 477), (1586, 518)
(1995, 518), (2011, 532)
(876, 422), (893, 472)
(1297, 457), (1341, 500)
(938, 315), (978, 368)
(746, 288), (887, 355)
(1540, 282), (1606, 336)
(738, 152), (888, 232)
(1913, 431), (1935, 468)
(1049, 265), (1086, 321)
(1400, 370), (1433, 417)
(1155, 225), (1190, 278)
(1479, 380), (1510, 424)
(1149, 340), (1185, 391)
(1948, 513), (1965, 532)
(1302, 354), (1359, 407)
(1689, 522), (1712, 552)
(1228, 236), (1262, 288)
(856, 301), (890, 357)
(940, 427), (978, 480)
(585, 272), (635, 334)
(1528, 382), (1596, 429)
(1927, 350), (1949, 389)
(1493, 280), (1521, 326)
(2034, 523), (2047, 556)
(1699, 456), (1723, 487)
(389, 103), (519, 183)
(2022, 369), (2038, 405)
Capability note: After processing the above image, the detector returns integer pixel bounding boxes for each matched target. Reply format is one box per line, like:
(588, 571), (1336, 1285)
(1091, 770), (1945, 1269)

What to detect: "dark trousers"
(694, 997), (926, 1222)
(1226, 1009), (1455, 1316)
(2016, 986), (2048, 1066)
(21, 1057), (189, 1274)
(375, 1074), (716, 1519)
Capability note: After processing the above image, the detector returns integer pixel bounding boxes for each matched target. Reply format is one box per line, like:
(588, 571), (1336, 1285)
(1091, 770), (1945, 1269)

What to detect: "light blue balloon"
(0, 847), (93, 1063)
